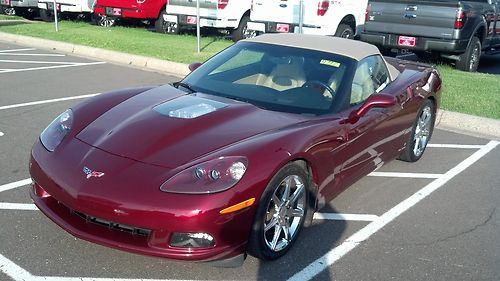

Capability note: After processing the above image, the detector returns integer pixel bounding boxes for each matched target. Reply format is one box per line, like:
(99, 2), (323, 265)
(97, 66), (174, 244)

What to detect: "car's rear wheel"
(231, 15), (250, 42)
(334, 24), (354, 39)
(456, 36), (481, 72)
(155, 10), (168, 33)
(39, 8), (55, 22)
(94, 14), (116, 27)
(399, 99), (435, 162)
(247, 163), (308, 260)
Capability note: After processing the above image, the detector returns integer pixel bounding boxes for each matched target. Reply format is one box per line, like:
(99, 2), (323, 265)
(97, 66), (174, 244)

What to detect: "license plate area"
(398, 36), (416, 47)
(186, 15), (197, 25)
(276, 23), (290, 33)
(105, 7), (122, 16)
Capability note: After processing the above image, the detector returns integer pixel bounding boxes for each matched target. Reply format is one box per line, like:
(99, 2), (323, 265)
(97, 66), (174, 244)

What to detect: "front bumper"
(29, 139), (254, 263)
(360, 32), (469, 54)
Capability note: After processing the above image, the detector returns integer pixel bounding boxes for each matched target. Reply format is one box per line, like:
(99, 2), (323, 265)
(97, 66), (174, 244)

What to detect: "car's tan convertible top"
(244, 33), (381, 61)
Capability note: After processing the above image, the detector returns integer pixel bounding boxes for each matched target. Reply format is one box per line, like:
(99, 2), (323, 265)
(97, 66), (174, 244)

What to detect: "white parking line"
(427, 144), (485, 149)
(0, 131), (4, 137)
(0, 253), (221, 281)
(314, 213), (379, 222)
(288, 140), (499, 281)
(0, 178), (31, 193)
(0, 93), (100, 111)
(0, 48), (36, 53)
(368, 172), (442, 179)
(0, 53), (66, 57)
(0, 59), (92, 65)
(0, 203), (38, 211)
(0, 61), (106, 74)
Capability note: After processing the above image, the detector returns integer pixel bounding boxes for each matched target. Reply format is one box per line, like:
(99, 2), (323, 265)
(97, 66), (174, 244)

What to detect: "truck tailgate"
(366, 0), (459, 39)
(167, 0), (217, 17)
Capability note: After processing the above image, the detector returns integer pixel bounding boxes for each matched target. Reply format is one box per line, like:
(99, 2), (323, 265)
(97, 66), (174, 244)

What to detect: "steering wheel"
(302, 80), (335, 99)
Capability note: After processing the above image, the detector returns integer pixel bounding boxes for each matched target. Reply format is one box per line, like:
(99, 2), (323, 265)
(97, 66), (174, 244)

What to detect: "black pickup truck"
(360, 0), (500, 72)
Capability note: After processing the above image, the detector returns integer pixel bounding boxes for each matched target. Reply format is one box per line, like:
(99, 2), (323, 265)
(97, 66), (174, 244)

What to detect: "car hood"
(76, 85), (307, 168)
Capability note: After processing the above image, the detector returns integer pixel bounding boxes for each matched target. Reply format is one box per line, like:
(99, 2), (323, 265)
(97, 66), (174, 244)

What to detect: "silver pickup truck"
(360, 0), (500, 72)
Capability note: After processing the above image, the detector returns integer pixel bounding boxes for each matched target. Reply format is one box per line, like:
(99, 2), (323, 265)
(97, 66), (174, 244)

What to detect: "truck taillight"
(218, 0), (229, 10)
(454, 9), (465, 29)
(317, 0), (329, 16)
(365, 3), (371, 22)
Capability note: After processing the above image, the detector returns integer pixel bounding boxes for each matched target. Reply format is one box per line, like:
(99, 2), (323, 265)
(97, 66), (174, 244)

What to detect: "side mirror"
(188, 62), (202, 72)
(349, 93), (397, 122)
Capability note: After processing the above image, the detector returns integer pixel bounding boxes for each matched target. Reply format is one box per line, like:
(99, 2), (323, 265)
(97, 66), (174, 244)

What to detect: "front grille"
(61, 203), (152, 236)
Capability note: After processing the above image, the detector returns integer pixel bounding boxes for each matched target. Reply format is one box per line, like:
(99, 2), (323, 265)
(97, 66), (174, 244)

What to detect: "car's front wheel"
(247, 162), (309, 260)
(399, 99), (435, 162)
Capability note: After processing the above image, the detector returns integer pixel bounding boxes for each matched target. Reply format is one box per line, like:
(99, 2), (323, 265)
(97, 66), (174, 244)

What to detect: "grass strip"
(0, 20), (498, 119)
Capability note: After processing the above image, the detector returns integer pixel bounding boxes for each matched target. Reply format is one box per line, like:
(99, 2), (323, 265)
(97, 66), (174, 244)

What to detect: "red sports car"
(30, 34), (441, 267)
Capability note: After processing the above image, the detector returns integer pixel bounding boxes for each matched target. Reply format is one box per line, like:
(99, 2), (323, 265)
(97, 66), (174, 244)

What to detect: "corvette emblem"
(83, 166), (105, 179)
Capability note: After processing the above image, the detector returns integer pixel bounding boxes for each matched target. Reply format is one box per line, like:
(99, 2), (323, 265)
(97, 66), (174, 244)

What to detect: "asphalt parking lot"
(1, 42), (499, 281)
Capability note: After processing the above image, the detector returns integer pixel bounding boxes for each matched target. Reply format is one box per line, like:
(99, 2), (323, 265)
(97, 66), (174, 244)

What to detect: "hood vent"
(154, 95), (228, 119)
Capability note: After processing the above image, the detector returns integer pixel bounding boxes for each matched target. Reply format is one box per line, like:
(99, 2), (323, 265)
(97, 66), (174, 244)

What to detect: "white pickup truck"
(37, 0), (94, 21)
(164, 0), (251, 41)
(247, 0), (368, 38)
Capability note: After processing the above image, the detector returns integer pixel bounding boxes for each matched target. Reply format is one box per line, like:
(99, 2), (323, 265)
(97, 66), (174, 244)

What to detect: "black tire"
(94, 14), (116, 27)
(39, 8), (54, 22)
(231, 15), (250, 42)
(456, 36), (481, 72)
(334, 23), (354, 39)
(247, 162), (309, 260)
(21, 10), (37, 20)
(164, 19), (180, 34)
(399, 99), (435, 162)
(154, 10), (167, 33)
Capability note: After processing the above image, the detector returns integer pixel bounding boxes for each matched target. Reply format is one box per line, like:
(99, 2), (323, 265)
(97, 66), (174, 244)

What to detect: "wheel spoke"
(264, 217), (278, 232)
(288, 184), (304, 206)
(272, 193), (282, 207)
(281, 177), (292, 204)
(290, 207), (304, 218)
(282, 225), (290, 241)
(270, 224), (282, 250)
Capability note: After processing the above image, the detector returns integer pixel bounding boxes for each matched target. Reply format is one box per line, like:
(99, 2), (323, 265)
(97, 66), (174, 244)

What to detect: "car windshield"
(181, 42), (355, 115)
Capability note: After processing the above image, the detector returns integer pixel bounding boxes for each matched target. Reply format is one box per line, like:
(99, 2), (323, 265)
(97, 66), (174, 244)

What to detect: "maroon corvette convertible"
(30, 34), (441, 266)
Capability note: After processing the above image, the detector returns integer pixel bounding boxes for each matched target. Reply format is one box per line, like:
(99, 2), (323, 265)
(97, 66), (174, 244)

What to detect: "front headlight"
(40, 109), (73, 152)
(160, 156), (248, 194)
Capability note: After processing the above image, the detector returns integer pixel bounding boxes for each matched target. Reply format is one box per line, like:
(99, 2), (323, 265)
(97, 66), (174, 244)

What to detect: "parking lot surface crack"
(417, 207), (496, 246)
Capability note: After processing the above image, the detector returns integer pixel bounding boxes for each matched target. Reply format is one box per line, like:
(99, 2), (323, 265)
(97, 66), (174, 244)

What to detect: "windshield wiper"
(173, 81), (196, 93)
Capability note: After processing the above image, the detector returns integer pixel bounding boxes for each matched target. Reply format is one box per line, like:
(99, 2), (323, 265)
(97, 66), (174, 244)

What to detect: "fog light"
(170, 232), (215, 248)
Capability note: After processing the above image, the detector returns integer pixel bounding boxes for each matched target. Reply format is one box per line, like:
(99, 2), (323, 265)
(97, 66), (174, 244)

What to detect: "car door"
(336, 56), (406, 190)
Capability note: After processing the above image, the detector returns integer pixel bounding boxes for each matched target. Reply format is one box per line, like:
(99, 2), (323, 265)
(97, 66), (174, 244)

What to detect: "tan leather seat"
(351, 61), (375, 105)
(261, 56), (306, 91)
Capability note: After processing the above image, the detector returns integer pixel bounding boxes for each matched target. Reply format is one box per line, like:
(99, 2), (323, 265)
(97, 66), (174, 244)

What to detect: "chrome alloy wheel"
(413, 105), (432, 157)
(98, 15), (115, 27)
(263, 175), (306, 252)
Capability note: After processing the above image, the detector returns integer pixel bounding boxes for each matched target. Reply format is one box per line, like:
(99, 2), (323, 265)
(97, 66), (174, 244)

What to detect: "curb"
(0, 32), (189, 77)
(436, 110), (500, 141)
(1, 32), (499, 141)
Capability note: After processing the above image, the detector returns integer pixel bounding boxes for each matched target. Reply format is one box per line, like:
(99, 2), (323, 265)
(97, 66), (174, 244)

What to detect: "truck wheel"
(95, 14), (116, 27)
(3, 7), (16, 16)
(164, 20), (180, 34)
(456, 36), (481, 72)
(155, 10), (168, 33)
(334, 24), (354, 39)
(231, 15), (250, 42)
(39, 9), (54, 22)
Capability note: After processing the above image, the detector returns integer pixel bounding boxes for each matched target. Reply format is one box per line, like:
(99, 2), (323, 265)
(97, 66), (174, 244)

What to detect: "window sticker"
(320, 59), (341, 68)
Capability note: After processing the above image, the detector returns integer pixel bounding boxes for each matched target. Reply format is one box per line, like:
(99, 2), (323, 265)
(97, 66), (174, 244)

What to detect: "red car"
(30, 34), (441, 267)
(93, 0), (168, 32)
